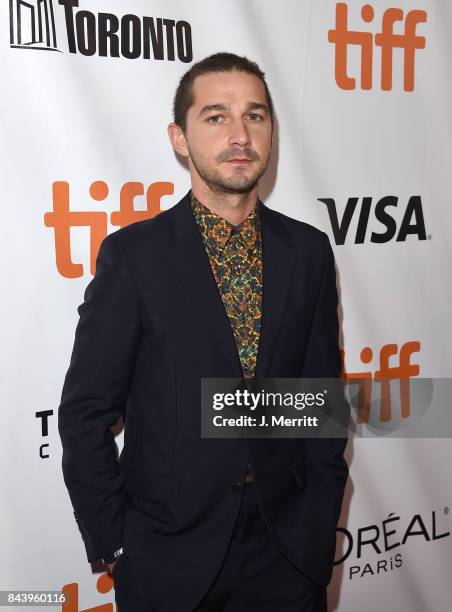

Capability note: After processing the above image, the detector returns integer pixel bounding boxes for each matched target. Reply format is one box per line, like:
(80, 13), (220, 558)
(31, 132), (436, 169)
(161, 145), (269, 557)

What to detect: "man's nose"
(228, 118), (251, 147)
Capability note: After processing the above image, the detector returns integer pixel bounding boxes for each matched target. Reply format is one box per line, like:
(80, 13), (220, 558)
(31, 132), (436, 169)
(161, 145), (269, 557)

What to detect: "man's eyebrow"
(197, 101), (269, 117)
(245, 102), (269, 113)
(198, 103), (229, 117)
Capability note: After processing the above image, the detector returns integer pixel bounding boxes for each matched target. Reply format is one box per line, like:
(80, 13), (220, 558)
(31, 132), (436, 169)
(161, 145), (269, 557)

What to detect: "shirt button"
(232, 482), (244, 494)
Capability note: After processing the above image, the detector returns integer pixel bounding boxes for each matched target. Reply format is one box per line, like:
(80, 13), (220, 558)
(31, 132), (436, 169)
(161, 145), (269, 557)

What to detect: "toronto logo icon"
(9, 0), (59, 51)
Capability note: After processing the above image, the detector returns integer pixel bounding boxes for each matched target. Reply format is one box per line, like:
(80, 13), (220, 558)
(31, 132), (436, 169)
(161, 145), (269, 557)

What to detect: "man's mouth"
(226, 158), (253, 164)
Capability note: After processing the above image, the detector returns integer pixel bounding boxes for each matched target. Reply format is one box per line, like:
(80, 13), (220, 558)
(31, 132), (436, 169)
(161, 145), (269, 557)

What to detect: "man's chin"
(218, 181), (258, 194)
(213, 172), (261, 194)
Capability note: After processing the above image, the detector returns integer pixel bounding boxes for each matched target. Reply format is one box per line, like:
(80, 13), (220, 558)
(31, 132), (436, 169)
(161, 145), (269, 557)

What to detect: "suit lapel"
(255, 201), (297, 378)
(165, 192), (242, 376)
(165, 192), (297, 379)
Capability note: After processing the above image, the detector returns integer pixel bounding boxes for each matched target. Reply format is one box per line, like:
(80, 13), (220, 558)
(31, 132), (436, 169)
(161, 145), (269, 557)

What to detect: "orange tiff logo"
(342, 341), (420, 423)
(44, 181), (174, 278)
(328, 3), (427, 91)
(62, 573), (117, 611)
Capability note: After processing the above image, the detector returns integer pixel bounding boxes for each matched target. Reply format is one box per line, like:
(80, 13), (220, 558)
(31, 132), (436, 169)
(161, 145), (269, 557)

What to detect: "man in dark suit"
(58, 52), (349, 612)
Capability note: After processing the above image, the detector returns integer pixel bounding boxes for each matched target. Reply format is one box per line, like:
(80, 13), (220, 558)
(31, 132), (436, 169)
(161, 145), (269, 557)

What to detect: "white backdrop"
(1, 1), (451, 610)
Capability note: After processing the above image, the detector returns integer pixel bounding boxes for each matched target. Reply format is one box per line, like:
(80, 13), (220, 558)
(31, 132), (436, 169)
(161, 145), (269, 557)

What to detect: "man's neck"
(191, 183), (258, 227)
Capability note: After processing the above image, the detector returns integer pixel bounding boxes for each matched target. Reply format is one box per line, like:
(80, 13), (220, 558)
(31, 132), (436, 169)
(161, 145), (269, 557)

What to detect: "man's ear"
(167, 122), (189, 158)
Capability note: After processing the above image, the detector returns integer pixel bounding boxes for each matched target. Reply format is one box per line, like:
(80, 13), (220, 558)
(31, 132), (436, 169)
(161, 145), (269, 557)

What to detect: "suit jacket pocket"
(123, 464), (182, 532)
(123, 464), (181, 503)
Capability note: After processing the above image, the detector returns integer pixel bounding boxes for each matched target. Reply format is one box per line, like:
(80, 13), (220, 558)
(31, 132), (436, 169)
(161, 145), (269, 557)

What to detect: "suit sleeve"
(300, 232), (349, 525)
(58, 233), (142, 562)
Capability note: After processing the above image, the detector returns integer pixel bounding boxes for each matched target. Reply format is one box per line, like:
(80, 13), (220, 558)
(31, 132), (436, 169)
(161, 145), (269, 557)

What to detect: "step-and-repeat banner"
(1, 1), (451, 610)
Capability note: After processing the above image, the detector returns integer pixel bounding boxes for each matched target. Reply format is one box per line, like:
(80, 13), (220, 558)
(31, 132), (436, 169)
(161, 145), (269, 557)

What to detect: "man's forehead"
(191, 71), (267, 104)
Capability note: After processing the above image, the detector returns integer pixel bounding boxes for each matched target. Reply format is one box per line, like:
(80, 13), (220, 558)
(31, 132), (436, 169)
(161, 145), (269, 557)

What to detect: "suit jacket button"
(232, 482), (243, 494)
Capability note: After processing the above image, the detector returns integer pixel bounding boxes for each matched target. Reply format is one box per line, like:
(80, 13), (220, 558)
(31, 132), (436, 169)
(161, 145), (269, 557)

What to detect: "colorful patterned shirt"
(190, 191), (263, 380)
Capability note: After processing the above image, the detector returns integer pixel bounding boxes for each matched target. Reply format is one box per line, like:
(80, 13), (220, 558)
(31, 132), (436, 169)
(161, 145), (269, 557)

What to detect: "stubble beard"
(188, 147), (269, 195)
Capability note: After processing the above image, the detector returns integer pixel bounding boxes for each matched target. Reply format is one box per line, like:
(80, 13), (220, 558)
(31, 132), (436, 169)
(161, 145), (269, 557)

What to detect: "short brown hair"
(173, 52), (275, 132)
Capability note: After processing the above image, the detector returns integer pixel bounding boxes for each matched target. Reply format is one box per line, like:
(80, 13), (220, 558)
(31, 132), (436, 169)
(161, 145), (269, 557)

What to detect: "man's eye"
(207, 115), (223, 123)
(248, 113), (263, 121)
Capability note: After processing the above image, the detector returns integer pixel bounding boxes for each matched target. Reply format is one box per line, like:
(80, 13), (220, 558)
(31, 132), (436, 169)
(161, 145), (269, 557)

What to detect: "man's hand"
(106, 560), (117, 576)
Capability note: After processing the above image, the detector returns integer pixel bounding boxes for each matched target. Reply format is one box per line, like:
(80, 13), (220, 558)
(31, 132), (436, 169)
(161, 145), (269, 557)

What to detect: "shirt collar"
(190, 191), (260, 252)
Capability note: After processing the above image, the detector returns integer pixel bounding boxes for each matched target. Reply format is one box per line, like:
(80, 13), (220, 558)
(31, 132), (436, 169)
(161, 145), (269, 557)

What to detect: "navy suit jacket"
(58, 190), (349, 612)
